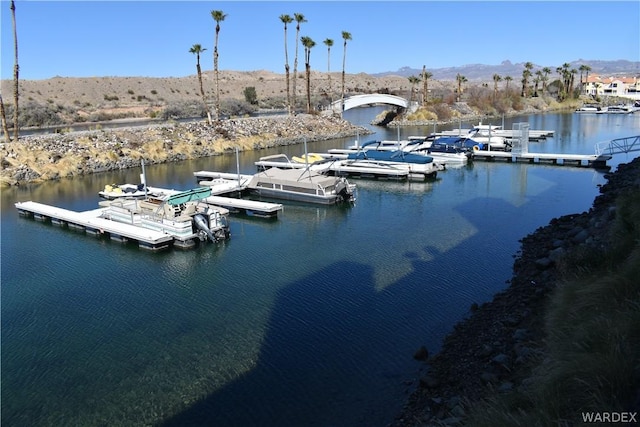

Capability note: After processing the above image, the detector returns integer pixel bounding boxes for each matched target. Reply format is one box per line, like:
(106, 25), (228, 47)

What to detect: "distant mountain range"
(372, 60), (640, 81)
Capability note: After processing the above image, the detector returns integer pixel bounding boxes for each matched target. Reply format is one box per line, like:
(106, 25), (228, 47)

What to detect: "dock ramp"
(595, 135), (640, 156)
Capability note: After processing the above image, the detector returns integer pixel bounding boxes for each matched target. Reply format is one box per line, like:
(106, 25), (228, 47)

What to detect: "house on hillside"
(582, 74), (640, 100)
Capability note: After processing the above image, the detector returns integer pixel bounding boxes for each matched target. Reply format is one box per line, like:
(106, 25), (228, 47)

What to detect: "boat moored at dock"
(99, 187), (230, 247)
(254, 153), (413, 180)
(16, 187), (231, 251)
(246, 167), (356, 205)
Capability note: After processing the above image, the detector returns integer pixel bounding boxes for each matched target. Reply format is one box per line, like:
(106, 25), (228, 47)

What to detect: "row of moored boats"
(575, 101), (640, 114)
(82, 127), (525, 249)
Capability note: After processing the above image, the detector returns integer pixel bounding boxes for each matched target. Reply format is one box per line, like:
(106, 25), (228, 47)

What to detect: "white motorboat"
(598, 104), (638, 114)
(400, 137), (471, 164)
(344, 145), (443, 178)
(575, 104), (602, 113)
(464, 127), (511, 151)
(257, 152), (418, 180)
(327, 141), (444, 177)
(325, 158), (411, 180)
(246, 167), (356, 205)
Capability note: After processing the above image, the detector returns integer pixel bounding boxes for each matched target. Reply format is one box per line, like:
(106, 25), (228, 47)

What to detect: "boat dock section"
(204, 196), (283, 218)
(471, 151), (611, 168)
(192, 171), (253, 190)
(150, 182), (284, 218)
(436, 129), (554, 141)
(15, 201), (174, 251)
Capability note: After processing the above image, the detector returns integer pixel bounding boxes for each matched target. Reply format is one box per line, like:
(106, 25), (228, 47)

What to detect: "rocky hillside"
(0, 70), (450, 118)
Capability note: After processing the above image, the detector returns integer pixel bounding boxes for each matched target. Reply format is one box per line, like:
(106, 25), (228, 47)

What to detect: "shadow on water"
(158, 261), (379, 427)
(156, 193), (525, 427)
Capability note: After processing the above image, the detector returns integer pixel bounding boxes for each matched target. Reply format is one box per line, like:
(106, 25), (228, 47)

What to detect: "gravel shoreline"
(391, 156), (640, 426)
(0, 114), (370, 186)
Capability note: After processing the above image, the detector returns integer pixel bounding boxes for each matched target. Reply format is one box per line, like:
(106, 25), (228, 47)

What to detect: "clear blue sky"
(1, 1), (639, 80)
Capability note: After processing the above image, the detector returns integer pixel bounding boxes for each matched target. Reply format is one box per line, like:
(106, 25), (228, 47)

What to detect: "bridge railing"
(595, 135), (640, 156)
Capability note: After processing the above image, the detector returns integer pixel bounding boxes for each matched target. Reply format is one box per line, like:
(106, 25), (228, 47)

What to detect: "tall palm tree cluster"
(279, 13), (351, 115)
(453, 61), (589, 107)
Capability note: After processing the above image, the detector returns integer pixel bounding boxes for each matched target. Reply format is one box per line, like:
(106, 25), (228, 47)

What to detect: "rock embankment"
(0, 114), (369, 186)
(391, 156), (640, 426)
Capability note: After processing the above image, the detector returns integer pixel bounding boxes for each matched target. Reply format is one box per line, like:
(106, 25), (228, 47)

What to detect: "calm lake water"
(2, 108), (639, 427)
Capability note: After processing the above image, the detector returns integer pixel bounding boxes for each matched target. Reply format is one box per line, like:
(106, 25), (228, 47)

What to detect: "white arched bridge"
(324, 93), (410, 115)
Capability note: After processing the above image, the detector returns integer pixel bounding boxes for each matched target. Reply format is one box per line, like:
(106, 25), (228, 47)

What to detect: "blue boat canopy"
(347, 149), (433, 164)
(166, 187), (212, 206)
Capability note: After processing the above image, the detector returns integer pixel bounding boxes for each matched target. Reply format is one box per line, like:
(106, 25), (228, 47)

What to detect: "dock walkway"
(155, 177), (284, 218)
(471, 151), (611, 168)
(15, 201), (174, 251)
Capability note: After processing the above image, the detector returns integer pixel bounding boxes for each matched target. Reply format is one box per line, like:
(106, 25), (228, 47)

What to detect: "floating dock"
(435, 128), (554, 141)
(173, 174), (286, 218)
(15, 201), (175, 251)
(202, 195), (283, 218)
(471, 151), (611, 168)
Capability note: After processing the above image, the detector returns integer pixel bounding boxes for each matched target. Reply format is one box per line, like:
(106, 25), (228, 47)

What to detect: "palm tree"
(279, 14), (293, 114)
(211, 9), (227, 120)
(492, 73), (502, 101)
(301, 36), (316, 113)
(407, 75), (420, 103)
(533, 70), (543, 97)
(504, 75), (513, 91)
(578, 64), (590, 95)
(455, 73), (467, 102)
(0, 93), (9, 143)
(541, 67), (552, 93)
(340, 31), (352, 116)
(189, 44), (212, 125)
(569, 68), (578, 99)
(323, 38), (334, 103)
(557, 63), (571, 100)
(421, 66), (433, 106)
(580, 65), (591, 95)
(582, 64), (592, 96)
(521, 61), (533, 97)
(291, 13), (307, 113)
(11, 0), (19, 140)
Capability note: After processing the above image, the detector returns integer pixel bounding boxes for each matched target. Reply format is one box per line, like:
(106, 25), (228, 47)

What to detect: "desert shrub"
(103, 94), (119, 101)
(243, 86), (258, 105)
(6, 101), (65, 127)
(429, 102), (453, 121)
(406, 107), (437, 121)
(219, 99), (258, 117)
(160, 100), (207, 120)
(88, 111), (115, 122)
(466, 86), (496, 115)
